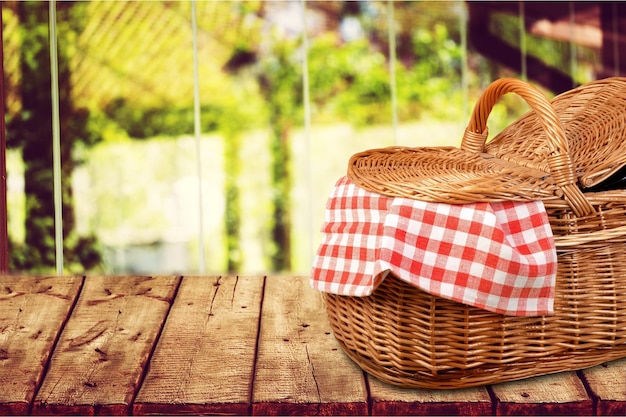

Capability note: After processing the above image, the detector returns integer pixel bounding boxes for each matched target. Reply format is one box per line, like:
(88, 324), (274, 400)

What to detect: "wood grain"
(252, 276), (368, 416)
(133, 275), (264, 416)
(3, 274), (626, 415)
(368, 374), (492, 416)
(0, 276), (83, 415)
(582, 358), (626, 416)
(32, 276), (180, 416)
(491, 371), (593, 416)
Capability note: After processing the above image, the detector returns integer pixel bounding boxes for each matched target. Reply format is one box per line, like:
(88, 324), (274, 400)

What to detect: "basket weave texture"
(324, 78), (626, 389)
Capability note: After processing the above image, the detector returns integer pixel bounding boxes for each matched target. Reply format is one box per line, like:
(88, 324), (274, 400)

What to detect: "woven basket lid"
(348, 78), (596, 217)
(347, 146), (560, 204)
(484, 77), (626, 188)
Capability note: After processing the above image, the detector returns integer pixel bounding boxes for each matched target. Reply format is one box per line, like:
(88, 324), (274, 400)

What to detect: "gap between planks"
(1, 276), (625, 416)
(251, 275), (368, 416)
(134, 276), (266, 416)
(32, 276), (181, 416)
(0, 276), (85, 415)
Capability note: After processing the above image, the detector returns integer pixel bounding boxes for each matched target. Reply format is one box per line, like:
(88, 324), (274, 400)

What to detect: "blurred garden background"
(1, 1), (621, 275)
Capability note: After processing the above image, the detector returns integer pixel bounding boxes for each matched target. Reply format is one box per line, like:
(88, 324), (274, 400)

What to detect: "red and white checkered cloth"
(311, 176), (557, 316)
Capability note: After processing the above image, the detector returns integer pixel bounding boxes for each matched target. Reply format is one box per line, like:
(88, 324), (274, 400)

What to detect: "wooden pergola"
(468, 1), (626, 92)
(1, 1), (626, 273)
(1, 13), (7, 273)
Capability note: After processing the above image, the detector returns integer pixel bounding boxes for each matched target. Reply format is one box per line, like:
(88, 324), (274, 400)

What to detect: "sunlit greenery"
(2, 1), (600, 274)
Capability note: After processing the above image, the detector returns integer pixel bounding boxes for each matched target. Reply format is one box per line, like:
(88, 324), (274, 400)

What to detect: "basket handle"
(460, 78), (595, 217)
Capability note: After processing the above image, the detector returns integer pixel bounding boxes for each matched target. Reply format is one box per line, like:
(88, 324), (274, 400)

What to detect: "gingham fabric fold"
(311, 176), (558, 316)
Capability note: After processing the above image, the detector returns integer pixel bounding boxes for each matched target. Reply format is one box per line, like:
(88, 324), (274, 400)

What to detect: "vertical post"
(612, 2), (620, 76)
(387, 0), (398, 145)
(49, 0), (64, 275)
(0, 5), (8, 274)
(459, 1), (468, 119)
(569, 1), (577, 86)
(600, 1), (624, 78)
(518, 1), (527, 81)
(301, 0), (313, 269)
(191, 0), (206, 274)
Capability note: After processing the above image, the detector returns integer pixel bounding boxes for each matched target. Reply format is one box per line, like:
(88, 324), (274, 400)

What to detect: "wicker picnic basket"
(323, 77), (626, 389)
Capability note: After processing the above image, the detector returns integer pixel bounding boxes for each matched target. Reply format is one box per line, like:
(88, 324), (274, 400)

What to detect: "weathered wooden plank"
(0, 276), (83, 415)
(582, 358), (626, 416)
(252, 276), (368, 416)
(32, 275), (179, 416)
(133, 275), (264, 416)
(491, 371), (593, 416)
(368, 374), (492, 416)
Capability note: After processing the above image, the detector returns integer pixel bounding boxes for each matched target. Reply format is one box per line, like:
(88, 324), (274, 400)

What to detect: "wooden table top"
(0, 275), (624, 416)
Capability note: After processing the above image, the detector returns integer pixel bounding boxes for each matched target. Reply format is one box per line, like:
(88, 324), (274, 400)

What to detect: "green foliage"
(307, 34), (390, 125)
(7, 1), (102, 273)
(104, 98), (214, 139)
(4, 0), (600, 274)
(307, 17), (465, 126)
(256, 37), (302, 271)
(103, 92), (263, 139)
(259, 38), (303, 123)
